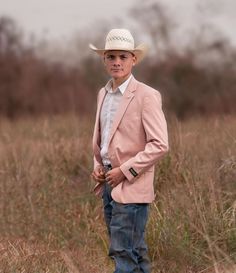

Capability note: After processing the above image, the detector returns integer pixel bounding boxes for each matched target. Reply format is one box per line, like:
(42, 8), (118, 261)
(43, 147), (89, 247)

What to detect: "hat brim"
(89, 43), (148, 64)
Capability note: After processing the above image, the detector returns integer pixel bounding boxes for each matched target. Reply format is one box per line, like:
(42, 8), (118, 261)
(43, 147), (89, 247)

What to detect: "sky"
(0, 0), (136, 40)
(0, 0), (235, 46)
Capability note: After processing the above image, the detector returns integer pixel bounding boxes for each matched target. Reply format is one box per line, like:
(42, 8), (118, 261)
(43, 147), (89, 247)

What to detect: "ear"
(132, 55), (137, 66)
(103, 55), (106, 66)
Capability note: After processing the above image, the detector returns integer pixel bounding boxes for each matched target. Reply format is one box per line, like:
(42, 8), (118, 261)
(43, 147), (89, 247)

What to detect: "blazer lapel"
(108, 78), (137, 146)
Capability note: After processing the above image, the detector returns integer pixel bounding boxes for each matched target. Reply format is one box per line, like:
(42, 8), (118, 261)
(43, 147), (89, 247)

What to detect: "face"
(103, 50), (136, 81)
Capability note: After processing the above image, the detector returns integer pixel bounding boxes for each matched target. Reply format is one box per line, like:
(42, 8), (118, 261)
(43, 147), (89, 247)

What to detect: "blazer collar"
(94, 76), (139, 149)
(105, 74), (133, 95)
(96, 75), (138, 124)
(107, 76), (138, 145)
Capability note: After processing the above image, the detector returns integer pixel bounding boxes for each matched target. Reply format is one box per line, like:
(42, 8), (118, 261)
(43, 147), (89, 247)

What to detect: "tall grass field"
(0, 114), (235, 273)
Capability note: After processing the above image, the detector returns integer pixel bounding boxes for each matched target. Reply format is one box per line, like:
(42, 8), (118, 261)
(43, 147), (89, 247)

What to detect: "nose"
(113, 56), (121, 66)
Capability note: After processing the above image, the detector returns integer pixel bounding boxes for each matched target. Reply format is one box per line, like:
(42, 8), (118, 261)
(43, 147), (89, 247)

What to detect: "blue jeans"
(103, 183), (150, 273)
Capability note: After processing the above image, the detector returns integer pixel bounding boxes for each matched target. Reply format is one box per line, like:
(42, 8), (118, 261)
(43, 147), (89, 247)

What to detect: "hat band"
(105, 45), (135, 51)
(107, 36), (133, 44)
(105, 34), (135, 51)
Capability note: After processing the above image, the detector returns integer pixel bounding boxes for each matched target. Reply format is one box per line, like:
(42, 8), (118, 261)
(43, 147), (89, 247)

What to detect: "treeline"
(0, 17), (96, 118)
(0, 1), (236, 119)
(139, 53), (236, 118)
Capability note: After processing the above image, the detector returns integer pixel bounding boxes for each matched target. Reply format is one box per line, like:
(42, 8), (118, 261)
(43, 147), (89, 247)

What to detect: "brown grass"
(0, 114), (235, 272)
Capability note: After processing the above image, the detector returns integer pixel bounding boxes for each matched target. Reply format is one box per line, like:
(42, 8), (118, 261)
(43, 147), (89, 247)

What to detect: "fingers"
(91, 169), (105, 183)
(92, 175), (105, 183)
(98, 168), (105, 176)
(105, 172), (111, 182)
(104, 173), (112, 186)
(105, 172), (118, 188)
(91, 167), (124, 187)
(105, 169), (116, 183)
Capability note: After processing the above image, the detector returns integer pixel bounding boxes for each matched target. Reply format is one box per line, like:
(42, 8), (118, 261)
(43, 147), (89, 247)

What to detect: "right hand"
(91, 166), (106, 184)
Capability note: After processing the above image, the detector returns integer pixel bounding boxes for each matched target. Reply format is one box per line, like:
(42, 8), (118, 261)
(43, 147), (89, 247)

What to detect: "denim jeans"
(103, 183), (150, 273)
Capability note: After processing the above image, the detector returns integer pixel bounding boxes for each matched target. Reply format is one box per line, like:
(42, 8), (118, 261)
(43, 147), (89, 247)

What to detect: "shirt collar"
(105, 74), (133, 95)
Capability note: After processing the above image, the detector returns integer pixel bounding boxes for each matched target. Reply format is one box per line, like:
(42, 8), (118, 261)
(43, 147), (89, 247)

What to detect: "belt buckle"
(104, 164), (112, 172)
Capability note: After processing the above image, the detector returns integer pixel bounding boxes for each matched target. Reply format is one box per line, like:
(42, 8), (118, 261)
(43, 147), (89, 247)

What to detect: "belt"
(103, 164), (112, 172)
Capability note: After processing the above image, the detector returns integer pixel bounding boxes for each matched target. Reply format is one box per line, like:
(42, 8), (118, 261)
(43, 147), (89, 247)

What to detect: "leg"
(102, 183), (113, 236)
(109, 202), (150, 273)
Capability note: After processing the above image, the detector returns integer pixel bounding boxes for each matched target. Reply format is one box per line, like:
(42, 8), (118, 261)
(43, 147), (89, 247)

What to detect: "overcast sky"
(0, 0), (235, 45)
(0, 0), (135, 39)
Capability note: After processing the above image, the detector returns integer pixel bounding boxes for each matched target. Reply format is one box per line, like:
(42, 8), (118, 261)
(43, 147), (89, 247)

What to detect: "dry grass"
(0, 114), (235, 273)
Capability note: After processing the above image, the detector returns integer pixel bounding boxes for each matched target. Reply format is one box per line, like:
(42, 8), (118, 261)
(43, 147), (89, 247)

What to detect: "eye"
(106, 55), (115, 60)
(120, 55), (128, 60)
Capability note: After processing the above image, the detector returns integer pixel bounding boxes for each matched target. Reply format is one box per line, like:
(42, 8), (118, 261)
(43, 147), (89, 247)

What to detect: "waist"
(103, 164), (112, 173)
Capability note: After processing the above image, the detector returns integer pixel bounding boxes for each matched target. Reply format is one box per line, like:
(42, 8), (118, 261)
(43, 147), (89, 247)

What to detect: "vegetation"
(0, 0), (236, 119)
(0, 114), (235, 272)
(0, 1), (235, 271)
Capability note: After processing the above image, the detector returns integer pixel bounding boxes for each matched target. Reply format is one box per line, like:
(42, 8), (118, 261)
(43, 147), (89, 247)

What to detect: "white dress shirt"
(100, 75), (132, 165)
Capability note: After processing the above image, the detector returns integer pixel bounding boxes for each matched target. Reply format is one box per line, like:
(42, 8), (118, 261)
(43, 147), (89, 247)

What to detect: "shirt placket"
(104, 93), (114, 162)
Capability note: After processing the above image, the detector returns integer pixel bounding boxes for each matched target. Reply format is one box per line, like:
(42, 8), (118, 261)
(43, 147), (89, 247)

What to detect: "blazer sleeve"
(92, 88), (104, 170)
(119, 91), (169, 182)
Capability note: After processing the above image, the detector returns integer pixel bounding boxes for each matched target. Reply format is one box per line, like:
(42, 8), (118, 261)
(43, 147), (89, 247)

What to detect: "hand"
(91, 166), (106, 184)
(105, 167), (126, 188)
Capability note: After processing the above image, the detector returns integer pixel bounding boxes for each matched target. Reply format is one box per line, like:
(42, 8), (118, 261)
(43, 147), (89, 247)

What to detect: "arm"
(120, 91), (169, 182)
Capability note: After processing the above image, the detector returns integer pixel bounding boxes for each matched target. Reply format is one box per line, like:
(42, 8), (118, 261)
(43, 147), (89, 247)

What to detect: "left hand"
(105, 167), (126, 188)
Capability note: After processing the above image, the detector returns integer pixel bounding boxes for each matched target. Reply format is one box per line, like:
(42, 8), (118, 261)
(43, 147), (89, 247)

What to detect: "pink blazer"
(92, 76), (169, 203)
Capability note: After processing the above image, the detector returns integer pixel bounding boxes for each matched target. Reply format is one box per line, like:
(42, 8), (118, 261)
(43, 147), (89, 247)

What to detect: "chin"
(112, 73), (124, 79)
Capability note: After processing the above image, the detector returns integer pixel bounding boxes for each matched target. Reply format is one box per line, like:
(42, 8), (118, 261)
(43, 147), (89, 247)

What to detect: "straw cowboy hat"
(89, 28), (148, 64)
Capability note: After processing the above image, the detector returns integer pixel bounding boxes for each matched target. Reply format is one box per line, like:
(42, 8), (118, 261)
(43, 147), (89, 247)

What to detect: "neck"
(112, 74), (131, 91)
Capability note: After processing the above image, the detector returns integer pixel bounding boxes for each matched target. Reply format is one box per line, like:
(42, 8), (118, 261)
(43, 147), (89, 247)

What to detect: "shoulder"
(135, 80), (162, 101)
(97, 87), (106, 98)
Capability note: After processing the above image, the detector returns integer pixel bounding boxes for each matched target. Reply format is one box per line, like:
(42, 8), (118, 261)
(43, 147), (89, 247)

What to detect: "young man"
(90, 29), (169, 273)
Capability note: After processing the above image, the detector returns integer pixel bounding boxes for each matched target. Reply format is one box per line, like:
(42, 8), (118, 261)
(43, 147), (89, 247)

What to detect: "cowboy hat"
(89, 28), (148, 64)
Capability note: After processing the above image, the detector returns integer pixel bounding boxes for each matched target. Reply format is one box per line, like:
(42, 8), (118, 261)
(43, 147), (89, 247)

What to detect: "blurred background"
(0, 0), (235, 119)
(0, 1), (235, 272)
